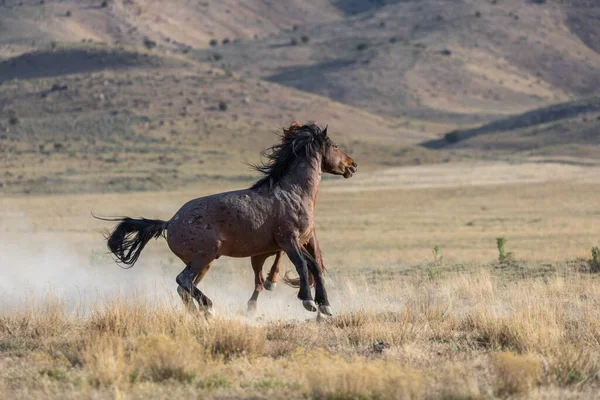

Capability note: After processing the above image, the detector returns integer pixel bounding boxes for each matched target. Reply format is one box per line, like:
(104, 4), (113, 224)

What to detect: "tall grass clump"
(491, 352), (541, 396)
(301, 349), (424, 400)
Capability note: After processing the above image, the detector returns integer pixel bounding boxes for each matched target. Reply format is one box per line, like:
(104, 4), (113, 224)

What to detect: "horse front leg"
(280, 239), (317, 312)
(304, 232), (331, 316)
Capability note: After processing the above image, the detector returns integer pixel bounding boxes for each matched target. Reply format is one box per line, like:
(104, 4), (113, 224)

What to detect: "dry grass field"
(2, 165), (600, 399)
(2, 0), (600, 398)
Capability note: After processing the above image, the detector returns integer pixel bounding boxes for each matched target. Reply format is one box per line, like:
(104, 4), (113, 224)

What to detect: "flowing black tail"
(96, 216), (168, 268)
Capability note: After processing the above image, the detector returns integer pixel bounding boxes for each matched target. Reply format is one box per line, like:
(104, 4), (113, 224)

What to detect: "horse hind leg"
(176, 253), (215, 316)
(264, 251), (283, 291)
(247, 254), (269, 313)
(177, 269), (209, 313)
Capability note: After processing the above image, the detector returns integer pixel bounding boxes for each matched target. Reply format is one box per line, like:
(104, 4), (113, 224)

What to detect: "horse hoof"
(318, 305), (333, 316)
(303, 300), (318, 312)
(263, 279), (277, 291)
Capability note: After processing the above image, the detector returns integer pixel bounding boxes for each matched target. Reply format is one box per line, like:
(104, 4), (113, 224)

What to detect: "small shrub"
(590, 246), (600, 272)
(218, 101), (228, 112)
(356, 43), (369, 51)
(8, 114), (19, 126)
(211, 53), (222, 61)
(143, 38), (157, 50)
(301, 35), (310, 43)
(497, 237), (514, 264)
(222, 38), (230, 45)
(475, 11), (482, 17)
(440, 49), (452, 56)
(432, 245), (443, 266)
(444, 130), (460, 143)
(100, 1), (108, 7)
(491, 352), (540, 396)
(290, 38), (298, 46)
(209, 39), (218, 47)
(65, 10), (72, 17)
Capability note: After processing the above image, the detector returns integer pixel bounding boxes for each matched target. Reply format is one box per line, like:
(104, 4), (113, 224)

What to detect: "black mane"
(251, 123), (325, 190)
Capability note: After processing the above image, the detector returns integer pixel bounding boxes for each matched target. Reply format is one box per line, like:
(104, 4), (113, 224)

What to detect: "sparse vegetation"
(590, 246), (600, 272)
(8, 113), (19, 126)
(444, 130), (461, 143)
(143, 38), (157, 50)
(2, 2), (600, 399)
(491, 352), (541, 396)
(497, 236), (514, 264)
(432, 245), (443, 266)
(1, 266), (600, 398)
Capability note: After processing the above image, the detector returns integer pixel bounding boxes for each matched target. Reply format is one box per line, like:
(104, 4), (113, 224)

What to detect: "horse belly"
(217, 224), (279, 258)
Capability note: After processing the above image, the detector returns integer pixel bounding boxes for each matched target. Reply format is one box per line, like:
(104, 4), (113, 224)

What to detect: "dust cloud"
(0, 214), (394, 321)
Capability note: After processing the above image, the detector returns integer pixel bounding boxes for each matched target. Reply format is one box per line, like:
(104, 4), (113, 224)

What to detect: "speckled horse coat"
(100, 122), (357, 316)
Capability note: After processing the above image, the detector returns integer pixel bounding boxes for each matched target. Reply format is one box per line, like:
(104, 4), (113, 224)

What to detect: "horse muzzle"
(343, 162), (358, 178)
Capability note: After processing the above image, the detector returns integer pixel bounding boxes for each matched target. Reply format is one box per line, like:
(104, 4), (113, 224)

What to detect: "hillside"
(0, 0), (342, 55)
(2, 0), (600, 195)
(3, 0), (600, 122)
(194, 0), (600, 122)
(422, 96), (600, 162)
(0, 45), (446, 195)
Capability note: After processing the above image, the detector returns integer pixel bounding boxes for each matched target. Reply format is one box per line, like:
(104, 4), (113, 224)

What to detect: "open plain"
(1, 0), (600, 398)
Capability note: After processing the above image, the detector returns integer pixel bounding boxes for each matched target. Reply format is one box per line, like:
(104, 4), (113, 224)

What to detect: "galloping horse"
(99, 122), (357, 316)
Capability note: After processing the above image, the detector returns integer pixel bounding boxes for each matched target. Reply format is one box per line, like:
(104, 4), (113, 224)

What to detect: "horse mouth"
(343, 165), (357, 178)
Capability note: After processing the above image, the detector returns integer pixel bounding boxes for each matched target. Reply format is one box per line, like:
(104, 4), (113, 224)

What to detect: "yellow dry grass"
(1, 166), (600, 398)
(0, 268), (599, 398)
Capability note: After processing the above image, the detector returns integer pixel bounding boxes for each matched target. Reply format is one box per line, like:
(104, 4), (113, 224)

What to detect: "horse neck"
(282, 155), (322, 203)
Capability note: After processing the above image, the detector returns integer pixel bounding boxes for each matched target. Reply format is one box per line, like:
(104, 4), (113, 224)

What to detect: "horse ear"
(322, 125), (328, 137)
(284, 121), (301, 137)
